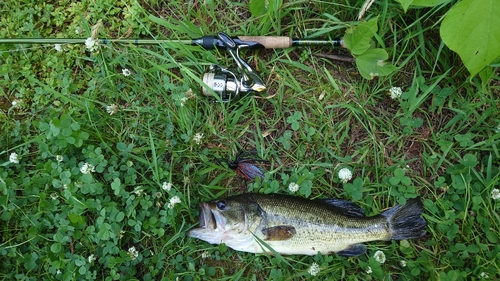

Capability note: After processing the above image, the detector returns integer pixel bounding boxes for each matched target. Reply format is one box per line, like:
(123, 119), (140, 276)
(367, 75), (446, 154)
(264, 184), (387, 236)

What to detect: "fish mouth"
(198, 202), (226, 231)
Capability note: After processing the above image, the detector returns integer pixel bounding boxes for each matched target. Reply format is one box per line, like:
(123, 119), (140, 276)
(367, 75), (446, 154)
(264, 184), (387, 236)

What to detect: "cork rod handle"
(237, 36), (293, 49)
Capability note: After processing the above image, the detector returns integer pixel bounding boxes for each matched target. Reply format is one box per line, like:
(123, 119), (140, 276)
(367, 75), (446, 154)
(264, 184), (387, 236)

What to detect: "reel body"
(201, 32), (266, 102)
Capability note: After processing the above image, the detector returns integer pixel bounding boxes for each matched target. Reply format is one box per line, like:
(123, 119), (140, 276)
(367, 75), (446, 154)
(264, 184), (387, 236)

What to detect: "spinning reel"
(201, 32), (266, 102)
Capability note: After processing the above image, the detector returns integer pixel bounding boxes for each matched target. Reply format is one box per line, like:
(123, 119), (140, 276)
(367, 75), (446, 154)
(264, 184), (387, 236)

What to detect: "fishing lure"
(224, 150), (269, 181)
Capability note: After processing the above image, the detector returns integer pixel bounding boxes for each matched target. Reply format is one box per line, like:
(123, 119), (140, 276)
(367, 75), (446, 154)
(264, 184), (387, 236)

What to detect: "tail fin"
(381, 198), (427, 240)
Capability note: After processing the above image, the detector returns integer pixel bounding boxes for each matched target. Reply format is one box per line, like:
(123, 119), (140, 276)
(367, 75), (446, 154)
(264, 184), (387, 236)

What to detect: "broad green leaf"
(344, 17), (378, 55)
(395, 0), (414, 11)
(411, 0), (449, 6)
(355, 48), (398, 79)
(397, 0), (449, 11)
(440, 0), (500, 76)
(249, 0), (268, 17)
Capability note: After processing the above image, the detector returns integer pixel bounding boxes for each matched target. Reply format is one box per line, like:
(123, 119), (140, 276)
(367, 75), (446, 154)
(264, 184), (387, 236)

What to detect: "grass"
(1, 0), (499, 280)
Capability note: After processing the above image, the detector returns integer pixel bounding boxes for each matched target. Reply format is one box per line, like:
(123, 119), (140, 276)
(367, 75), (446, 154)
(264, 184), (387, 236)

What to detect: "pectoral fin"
(336, 244), (367, 256)
(262, 225), (296, 241)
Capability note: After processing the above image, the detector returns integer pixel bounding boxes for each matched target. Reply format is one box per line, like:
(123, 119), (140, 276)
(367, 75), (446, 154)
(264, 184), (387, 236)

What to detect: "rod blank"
(0, 36), (344, 49)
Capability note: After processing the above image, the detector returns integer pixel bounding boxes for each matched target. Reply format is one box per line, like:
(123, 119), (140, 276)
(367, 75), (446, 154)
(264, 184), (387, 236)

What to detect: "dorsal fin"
(319, 199), (365, 217)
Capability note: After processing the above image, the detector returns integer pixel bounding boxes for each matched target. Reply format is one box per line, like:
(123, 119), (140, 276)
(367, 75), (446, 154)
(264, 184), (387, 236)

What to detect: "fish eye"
(217, 200), (226, 210)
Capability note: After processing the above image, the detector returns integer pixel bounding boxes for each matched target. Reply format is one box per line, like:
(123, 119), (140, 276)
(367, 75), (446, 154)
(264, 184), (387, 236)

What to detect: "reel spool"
(201, 66), (239, 102)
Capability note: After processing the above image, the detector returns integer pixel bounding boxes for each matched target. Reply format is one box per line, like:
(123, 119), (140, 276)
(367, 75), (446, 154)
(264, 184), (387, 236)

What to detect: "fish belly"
(255, 219), (390, 255)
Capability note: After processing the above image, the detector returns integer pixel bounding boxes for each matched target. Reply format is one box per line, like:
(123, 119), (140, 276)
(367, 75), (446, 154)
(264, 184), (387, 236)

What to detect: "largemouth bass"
(188, 193), (426, 256)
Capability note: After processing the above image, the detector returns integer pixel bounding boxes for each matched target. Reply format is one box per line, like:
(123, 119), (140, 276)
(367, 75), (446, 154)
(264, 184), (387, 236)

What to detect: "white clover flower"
(480, 272), (489, 279)
(288, 182), (300, 193)
(155, 192), (162, 198)
(338, 168), (353, 183)
(106, 104), (119, 115)
(50, 193), (58, 200)
(118, 230), (125, 239)
(366, 266), (372, 274)
(54, 44), (63, 52)
(179, 96), (189, 107)
(56, 155), (64, 162)
(122, 68), (131, 76)
(400, 260), (407, 267)
(168, 196), (181, 209)
(491, 188), (500, 200)
(56, 269), (61, 274)
(201, 251), (209, 259)
(193, 133), (204, 144)
(9, 152), (19, 164)
(127, 246), (139, 260)
(185, 88), (195, 99)
(307, 262), (320, 276)
(88, 254), (96, 263)
(11, 99), (23, 108)
(85, 37), (99, 52)
(80, 162), (95, 174)
(374, 250), (386, 263)
(162, 182), (172, 191)
(133, 187), (144, 196)
(389, 87), (402, 99)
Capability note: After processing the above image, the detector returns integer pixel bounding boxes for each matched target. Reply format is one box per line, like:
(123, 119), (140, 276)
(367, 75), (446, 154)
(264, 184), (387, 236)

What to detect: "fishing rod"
(1, 33), (344, 102)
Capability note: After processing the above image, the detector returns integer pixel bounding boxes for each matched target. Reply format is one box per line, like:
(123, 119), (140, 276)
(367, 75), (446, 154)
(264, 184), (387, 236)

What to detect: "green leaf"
(460, 153), (478, 168)
(344, 17), (378, 55)
(394, 168), (406, 178)
(286, 111), (302, 122)
(249, 0), (268, 17)
(440, 0), (500, 76)
(61, 126), (72, 137)
(51, 242), (62, 253)
(411, 0), (448, 6)
(389, 177), (401, 186)
(97, 227), (111, 240)
(115, 212), (125, 222)
(344, 178), (363, 200)
(395, 0), (414, 12)
(23, 253), (38, 271)
(111, 178), (122, 196)
(401, 177), (412, 186)
(396, 0), (448, 12)
(68, 213), (85, 224)
(71, 122), (80, 131)
(486, 230), (498, 243)
(355, 48), (398, 79)
(66, 136), (76, 144)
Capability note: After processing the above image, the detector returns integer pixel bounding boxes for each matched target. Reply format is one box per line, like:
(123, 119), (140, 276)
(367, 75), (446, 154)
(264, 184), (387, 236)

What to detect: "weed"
(1, 0), (499, 280)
